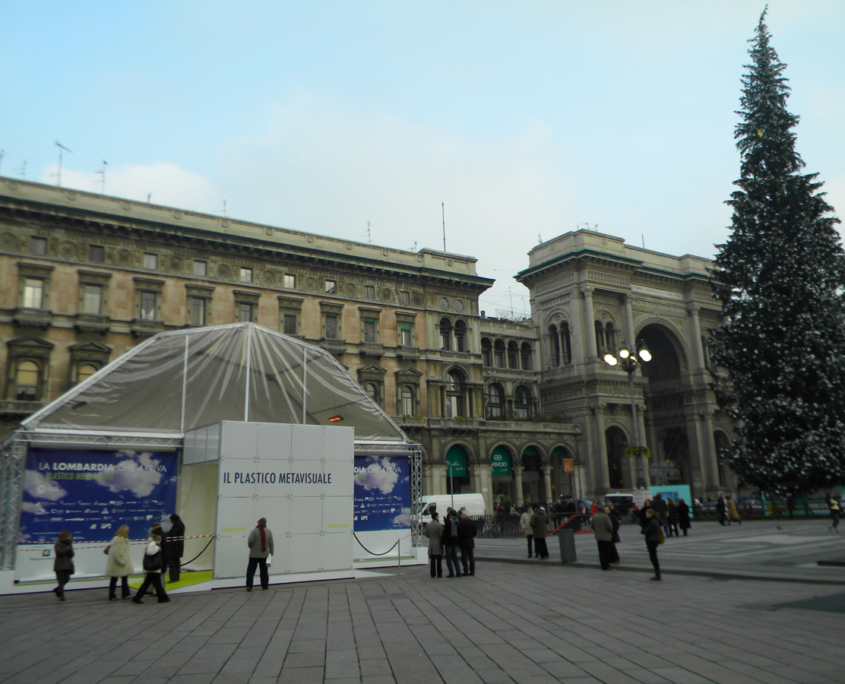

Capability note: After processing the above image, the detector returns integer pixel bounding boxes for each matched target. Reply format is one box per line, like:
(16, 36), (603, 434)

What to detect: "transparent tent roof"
(23, 324), (408, 443)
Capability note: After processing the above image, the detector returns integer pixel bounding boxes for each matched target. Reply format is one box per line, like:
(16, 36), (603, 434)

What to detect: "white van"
(419, 494), (486, 525)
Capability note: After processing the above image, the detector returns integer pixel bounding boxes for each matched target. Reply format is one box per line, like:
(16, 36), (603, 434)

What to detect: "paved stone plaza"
(2, 521), (845, 684)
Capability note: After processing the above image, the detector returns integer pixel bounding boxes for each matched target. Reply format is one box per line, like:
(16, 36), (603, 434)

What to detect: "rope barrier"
(353, 532), (411, 557)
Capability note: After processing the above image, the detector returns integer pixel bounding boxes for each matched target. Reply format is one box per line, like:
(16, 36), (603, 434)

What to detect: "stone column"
(582, 287), (597, 359)
(542, 465), (553, 504)
(594, 403), (610, 493)
(623, 294), (636, 346)
(638, 406), (651, 488)
(701, 409), (719, 495)
(513, 466), (525, 507)
(688, 304), (706, 372)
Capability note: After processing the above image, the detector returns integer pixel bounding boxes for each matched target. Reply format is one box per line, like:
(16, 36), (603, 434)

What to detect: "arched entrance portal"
(605, 427), (627, 489)
(638, 324), (690, 487)
(522, 447), (543, 505)
(445, 445), (470, 494)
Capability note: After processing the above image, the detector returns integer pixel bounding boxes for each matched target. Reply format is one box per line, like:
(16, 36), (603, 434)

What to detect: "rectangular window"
(284, 273), (296, 289)
(82, 285), (102, 315)
(400, 323), (412, 346)
(89, 245), (105, 262)
(400, 291), (410, 306)
(363, 318), (376, 343)
(283, 314), (297, 335)
(237, 303), (253, 323)
(193, 260), (207, 277)
(22, 278), (43, 309)
(140, 291), (157, 320)
(240, 267), (253, 284)
(365, 285), (375, 300)
(143, 253), (158, 270)
(29, 237), (47, 256)
(325, 314), (338, 339)
(325, 279), (337, 295)
(189, 297), (206, 326)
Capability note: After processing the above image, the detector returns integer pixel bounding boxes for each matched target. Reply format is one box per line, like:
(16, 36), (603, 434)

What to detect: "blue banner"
(353, 455), (410, 532)
(19, 448), (178, 544)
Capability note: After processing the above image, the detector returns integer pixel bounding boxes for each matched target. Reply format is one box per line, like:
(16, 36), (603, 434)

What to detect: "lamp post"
(603, 340), (652, 489)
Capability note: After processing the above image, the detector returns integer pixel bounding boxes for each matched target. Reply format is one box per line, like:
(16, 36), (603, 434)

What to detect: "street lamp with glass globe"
(603, 340), (653, 488)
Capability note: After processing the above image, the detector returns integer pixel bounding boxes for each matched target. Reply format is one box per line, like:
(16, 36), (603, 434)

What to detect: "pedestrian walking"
(827, 492), (841, 533)
(727, 497), (742, 525)
(165, 514), (185, 583)
(786, 492), (796, 520)
(520, 505), (534, 558)
(530, 506), (549, 559)
(607, 504), (621, 564)
(105, 524), (134, 601)
(457, 508), (477, 576)
(667, 499), (680, 537)
(677, 498), (691, 537)
(442, 508), (462, 577)
(424, 511), (444, 578)
(652, 493), (669, 536)
(638, 499), (653, 529)
(246, 517), (274, 591)
(716, 494), (729, 526)
(591, 507), (614, 570)
(53, 530), (74, 601)
(641, 508), (662, 581)
(131, 531), (170, 603)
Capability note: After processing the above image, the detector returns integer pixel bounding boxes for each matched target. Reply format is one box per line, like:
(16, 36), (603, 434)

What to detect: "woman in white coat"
(105, 525), (134, 601)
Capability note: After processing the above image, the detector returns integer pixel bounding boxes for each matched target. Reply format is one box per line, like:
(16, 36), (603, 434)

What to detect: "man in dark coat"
(457, 508), (477, 576)
(716, 494), (728, 526)
(591, 507), (614, 570)
(786, 492), (796, 520)
(677, 498), (691, 536)
(530, 507), (549, 559)
(652, 493), (669, 536)
(165, 514), (185, 582)
(442, 508), (462, 578)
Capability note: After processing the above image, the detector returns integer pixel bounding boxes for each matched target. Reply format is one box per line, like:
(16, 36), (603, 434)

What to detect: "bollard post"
(397, 537), (401, 571)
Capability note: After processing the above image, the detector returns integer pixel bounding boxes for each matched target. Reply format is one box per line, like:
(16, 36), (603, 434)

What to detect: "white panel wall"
(213, 422), (353, 580)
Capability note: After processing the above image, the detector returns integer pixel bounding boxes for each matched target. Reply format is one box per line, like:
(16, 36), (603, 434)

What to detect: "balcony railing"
(12, 307), (52, 329)
(130, 318), (164, 338)
(318, 337), (347, 356)
(74, 313), (111, 335)
(359, 342), (384, 358)
(0, 399), (45, 416)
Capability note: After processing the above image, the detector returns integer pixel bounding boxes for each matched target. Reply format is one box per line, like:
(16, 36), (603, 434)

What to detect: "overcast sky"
(2, 1), (843, 317)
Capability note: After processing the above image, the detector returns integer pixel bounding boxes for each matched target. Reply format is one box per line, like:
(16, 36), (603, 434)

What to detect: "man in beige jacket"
(246, 517), (274, 591)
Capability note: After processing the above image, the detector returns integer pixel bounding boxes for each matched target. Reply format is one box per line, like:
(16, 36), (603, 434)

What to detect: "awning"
(491, 446), (512, 476)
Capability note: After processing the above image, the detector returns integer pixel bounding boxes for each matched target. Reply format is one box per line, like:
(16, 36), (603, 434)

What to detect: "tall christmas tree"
(710, 9), (845, 494)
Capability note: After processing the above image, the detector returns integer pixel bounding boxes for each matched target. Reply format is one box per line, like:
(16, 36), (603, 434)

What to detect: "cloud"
(354, 456), (401, 495)
(392, 508), (411, 528)
(43, 161), (221, 213)
(23, 470), (67, 501)
(95, 451), (163, 498)
(21, 501), (47, 515)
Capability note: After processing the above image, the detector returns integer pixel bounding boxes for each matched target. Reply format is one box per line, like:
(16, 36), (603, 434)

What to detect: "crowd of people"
(423, 507), (477, 577)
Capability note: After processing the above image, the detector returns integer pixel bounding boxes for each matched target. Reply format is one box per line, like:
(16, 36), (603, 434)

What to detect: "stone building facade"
(517, 230), (735, 499)
(0, 179), (581, 513)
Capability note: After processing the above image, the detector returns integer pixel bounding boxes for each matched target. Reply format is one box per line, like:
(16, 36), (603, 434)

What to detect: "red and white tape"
(19, 534), (216, 546)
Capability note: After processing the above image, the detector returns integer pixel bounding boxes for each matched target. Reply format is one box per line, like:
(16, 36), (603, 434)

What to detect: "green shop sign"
(491, 447), (512, 476)
(445, 446), (468, 476)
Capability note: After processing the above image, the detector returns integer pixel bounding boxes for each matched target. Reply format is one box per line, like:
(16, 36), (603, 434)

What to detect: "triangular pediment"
(395, 367), (423, 378)
(68, 341), (112, 353)
(6, 335), (55, 350)
(358, 365), (387, 375)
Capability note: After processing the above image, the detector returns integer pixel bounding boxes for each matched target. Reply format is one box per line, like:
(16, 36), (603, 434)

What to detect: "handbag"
(103, 544), (111, 555)
(657, 527), (665, 545)
(142, 552), (162, 572)
(266, 553), (273, 567)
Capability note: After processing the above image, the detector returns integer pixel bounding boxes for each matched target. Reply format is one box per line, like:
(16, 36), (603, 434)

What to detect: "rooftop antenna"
(409, 240), (418, 251)
(442, 202), (447, 252)
(367, 221), (371, 244)
(0, 149), (5, 176)
(223, 199), (227, 216)
(19, 160), (27, 179)
(642, 234), (646, 249)
(147, 193), (152, 203)
(538, 233), (543, 244)
(96, 160), (108, 194)
(54, 141), (72, 187)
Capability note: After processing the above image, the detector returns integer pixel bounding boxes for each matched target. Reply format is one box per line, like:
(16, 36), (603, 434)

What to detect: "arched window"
(454, 320), (467, 352)
(549, 324), (561, 367)
(77, 364), (98, 384)
(605, 322), (616, 352)
(561, 322), (572, 365)
(486, 383), (504, 418)
(440, 318), (452, 351)
(494, 340), (505, 368)
(445, 369), (466, 418)
(514, 385), (531, 419)
(520, 343), (532, 371)
(364, 382), (379, 404)
(16, 361), (40, 401)
(481, 338), (492, 367)
(595, 320), (606, 355)
(401, 385), (415, 415)
(507, 341), (519, 369)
